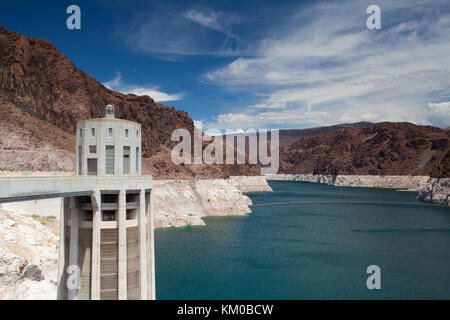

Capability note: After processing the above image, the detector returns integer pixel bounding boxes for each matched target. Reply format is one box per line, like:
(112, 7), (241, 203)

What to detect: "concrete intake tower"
(61, 104), (155, 300)
(0, 105), (155, 300)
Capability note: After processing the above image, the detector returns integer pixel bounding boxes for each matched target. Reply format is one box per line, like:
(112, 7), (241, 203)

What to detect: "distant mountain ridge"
(280, 122), (449, 177)
(277, 122), (373, 147)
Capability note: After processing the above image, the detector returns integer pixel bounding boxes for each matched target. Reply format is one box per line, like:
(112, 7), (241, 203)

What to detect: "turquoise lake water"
(155, 181), (450, 299)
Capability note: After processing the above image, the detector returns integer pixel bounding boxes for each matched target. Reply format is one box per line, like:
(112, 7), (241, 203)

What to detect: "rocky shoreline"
(153, 176), (273, 228)
(228, 176), (273, 193)
(265, 174), (449, 206)
(0, 174), (447, 299)
(0, 175), (273, 299)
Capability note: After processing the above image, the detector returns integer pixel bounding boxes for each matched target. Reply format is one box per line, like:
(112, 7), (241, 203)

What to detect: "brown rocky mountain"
(0, 25), (258, 178)
(280, 122), (449, 177)
(0, 99), (74, 171)
(277, 122), (372, 147)
(222, 122), (372, 148)
(0, 25), (192, 158)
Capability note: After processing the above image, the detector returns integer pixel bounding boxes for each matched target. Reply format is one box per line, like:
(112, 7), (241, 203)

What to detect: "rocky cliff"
(228, 176), (273, 193)
(416, 178), (450, 206)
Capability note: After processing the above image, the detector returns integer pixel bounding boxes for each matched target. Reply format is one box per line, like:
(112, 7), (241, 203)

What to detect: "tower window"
(125, 129), (129, 137)
(136, 130), (139, 138)
(105, 146), (114, 174)
(91, 128), (95, 137)
(123, 146), (130, 174)
(108, 128), (113, 137)
(78, 146), (82, 175)
(87, 159), (98, 176)
(136, 147), (139, 172)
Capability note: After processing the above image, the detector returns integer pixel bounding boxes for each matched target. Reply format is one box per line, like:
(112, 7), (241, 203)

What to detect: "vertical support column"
(118, 188), (127, 299)
(130, 131), (136, 176)
(80, 128), (88, 176)
(146, 190), (156, 300)
(91, 190), (101, 300)
(98, 126), (106, 175)
(57, 197), (66, 300)
(114, 127), (122, 176)
(138, 189), (148, 299)
(137, 128), (142, 175)
(68, 197), (79, 300)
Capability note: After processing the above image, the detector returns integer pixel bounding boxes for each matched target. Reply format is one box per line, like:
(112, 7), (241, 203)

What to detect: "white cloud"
(184, 9), (223, 33)
(126, 88), (183, 102)
(427, 102), (450, 128)
(103, 73), (183, 102)
(203, 0), (450, 129)
(119, 6), (242, 57)
(249, 102), (287, 109)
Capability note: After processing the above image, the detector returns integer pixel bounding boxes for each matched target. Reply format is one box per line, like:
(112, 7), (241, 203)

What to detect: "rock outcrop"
(228, 176), (273, 193)
(153, 179), (253, 228)
(0, 209), (58, 299)
(417, 178), (450, 205)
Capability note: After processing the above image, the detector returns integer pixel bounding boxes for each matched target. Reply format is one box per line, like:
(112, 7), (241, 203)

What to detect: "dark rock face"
(0, 25), (193, 158)
(280, 122), (450, 177)
(21, 264), (44, 282)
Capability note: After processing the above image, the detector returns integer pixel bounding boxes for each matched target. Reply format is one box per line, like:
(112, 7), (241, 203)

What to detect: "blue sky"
(1, 0), (450, 130)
